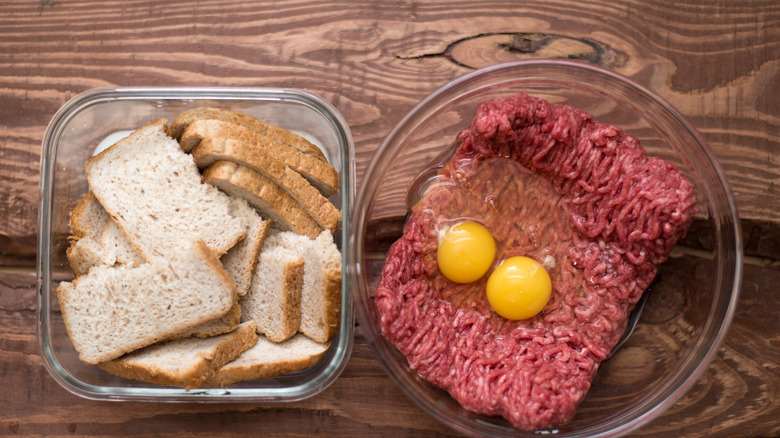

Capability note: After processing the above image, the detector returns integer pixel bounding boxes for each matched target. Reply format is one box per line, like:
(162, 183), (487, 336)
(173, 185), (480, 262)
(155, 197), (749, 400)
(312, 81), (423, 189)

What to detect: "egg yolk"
(486, 256), (551, 320)
(437, 221), (496, 284)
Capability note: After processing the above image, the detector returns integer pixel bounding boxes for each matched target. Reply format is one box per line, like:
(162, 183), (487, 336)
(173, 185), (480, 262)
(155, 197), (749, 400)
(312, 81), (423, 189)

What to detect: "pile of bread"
(58, 108), (342, 390)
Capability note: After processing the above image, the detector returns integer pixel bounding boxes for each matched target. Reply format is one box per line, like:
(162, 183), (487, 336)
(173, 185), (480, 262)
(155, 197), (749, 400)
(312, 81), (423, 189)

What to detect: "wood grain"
(1, 0), (779, 436)
(1, 0), (779, 265)
(3, 261), (780, 437)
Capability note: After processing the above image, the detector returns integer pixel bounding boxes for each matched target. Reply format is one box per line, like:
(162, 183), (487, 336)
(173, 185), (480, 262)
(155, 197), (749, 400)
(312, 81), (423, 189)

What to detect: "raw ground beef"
(374, 93), (698, 430)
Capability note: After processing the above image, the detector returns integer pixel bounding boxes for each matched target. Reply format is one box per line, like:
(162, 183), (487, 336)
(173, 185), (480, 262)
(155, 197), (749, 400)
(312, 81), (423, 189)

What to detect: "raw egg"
(437, 221), (496, 284)
(486, 256), (551, 320)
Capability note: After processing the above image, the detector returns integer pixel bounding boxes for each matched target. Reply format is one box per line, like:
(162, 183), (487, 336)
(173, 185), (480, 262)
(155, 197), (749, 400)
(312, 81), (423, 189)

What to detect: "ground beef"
(374, 93), (698, 430)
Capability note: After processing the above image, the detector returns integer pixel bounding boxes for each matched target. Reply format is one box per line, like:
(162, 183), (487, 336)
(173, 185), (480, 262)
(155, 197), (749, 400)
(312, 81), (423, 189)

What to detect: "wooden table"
(2, 1), (778, 436)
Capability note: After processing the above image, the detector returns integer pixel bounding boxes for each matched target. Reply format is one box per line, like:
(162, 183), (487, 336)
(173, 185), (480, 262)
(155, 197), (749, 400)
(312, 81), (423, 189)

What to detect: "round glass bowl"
(350, 60), (741, 437)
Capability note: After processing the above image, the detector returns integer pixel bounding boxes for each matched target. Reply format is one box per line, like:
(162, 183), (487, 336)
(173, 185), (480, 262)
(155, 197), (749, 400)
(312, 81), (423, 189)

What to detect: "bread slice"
(205, 333), (330, 386)
(180, 119), (338, 197)
(264, 230), (342, 342)
(99, 321), (258, 390)
(220, 197), (271, 296)
(202, 161), (323, 239)
(167, 106), (328, 162)
(192, 137), (341, 233)
(239, 237), (304, 342)
(71, 202), (240, 340)
(57, 241), (236, 364)
(86, 119), (246, 261)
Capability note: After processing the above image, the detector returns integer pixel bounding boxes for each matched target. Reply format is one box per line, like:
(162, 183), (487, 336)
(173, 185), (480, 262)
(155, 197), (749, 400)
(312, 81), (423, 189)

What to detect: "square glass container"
(37, 87), (355, 401)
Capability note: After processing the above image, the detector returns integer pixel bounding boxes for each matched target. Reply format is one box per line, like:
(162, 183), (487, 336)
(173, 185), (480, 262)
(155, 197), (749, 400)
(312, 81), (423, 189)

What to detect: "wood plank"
(0, 0), (778, 266)
(1, 0), (779, 436)
(3, 257), (779, 436)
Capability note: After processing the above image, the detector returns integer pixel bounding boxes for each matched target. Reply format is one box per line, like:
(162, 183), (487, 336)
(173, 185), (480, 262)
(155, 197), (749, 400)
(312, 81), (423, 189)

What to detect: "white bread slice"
(167, 106), (328, 162)
(72, 216), (240, 340)
(180, 119), (338, 197)
(205, 333), (330, 386)
(57, 241), (236, 364)
(264, 230), (342, 342)
(239, 237), (304, 342)
(99, 321), (258, 390)
(221, 197), (271, 296)
(86, 119), (246, 261)
(202, 161), (323, 239)
(192, 137), (341, 233)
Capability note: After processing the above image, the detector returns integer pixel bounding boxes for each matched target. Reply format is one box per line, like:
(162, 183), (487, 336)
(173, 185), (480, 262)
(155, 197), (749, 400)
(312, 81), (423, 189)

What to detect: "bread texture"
(206, 333), (330, 387)
(66, 192), (116, 276)
(57, 241), (236, 364)
(202, 161), (323, 239)
(66, 192), (144, 276)
(86, 119), (246, 261)
(239, 237), (304, 342)
(99, 220), (145, 266)
(180, 119), (338, 196)
(69, 191), (109, 239)
(167, 106), (327, 162)
(99, 321), (258, 390)
(192, 137), (341, 233)
(168, 301), (242, 341)
(220, 197), (271, 296)
(66, 238), (114, 278)
(264, 230), (342, 342)
(67, 194), (242, 341)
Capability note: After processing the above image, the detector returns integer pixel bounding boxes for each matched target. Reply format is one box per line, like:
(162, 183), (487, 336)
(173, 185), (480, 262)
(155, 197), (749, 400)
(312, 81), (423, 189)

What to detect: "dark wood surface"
(1, 0), (779, 436)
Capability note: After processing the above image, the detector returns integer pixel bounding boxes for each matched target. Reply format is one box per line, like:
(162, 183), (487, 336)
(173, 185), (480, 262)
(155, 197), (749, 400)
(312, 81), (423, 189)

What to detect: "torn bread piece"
(66, 192), (117, 276)
(206, 333), (330, 387)
(192, 137), (340, 233)
(239, 237), (304, 342)
(202, 161), (323, 239)
(264, 229), (342, 342)
(99, 321), (258, 390)
(69, 191), (109, 240)
(167, 106), (327, 162)
(180, 119), (338, 196)
(99, 220), (145, 266)
(57, 241), (237, 364)
(86, 119), (246, 261)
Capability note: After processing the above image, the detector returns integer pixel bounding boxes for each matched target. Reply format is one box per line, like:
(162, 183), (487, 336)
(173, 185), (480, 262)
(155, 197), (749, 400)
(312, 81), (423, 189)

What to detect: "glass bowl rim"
(349, 59), (743, 437)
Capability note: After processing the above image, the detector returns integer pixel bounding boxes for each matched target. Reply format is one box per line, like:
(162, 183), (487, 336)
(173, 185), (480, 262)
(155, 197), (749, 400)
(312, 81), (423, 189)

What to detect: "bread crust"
(202, 161), (323, 239)
(192, 137), (340, 233)
(98, 321), (258, 390)
(205, 334), (330, 387)
(181, 119), (338, 197)
(167, 106), (328, 163)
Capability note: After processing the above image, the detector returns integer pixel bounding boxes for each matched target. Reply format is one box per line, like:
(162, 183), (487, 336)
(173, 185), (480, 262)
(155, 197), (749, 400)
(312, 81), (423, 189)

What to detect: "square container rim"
(37, 86), (355, 402)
